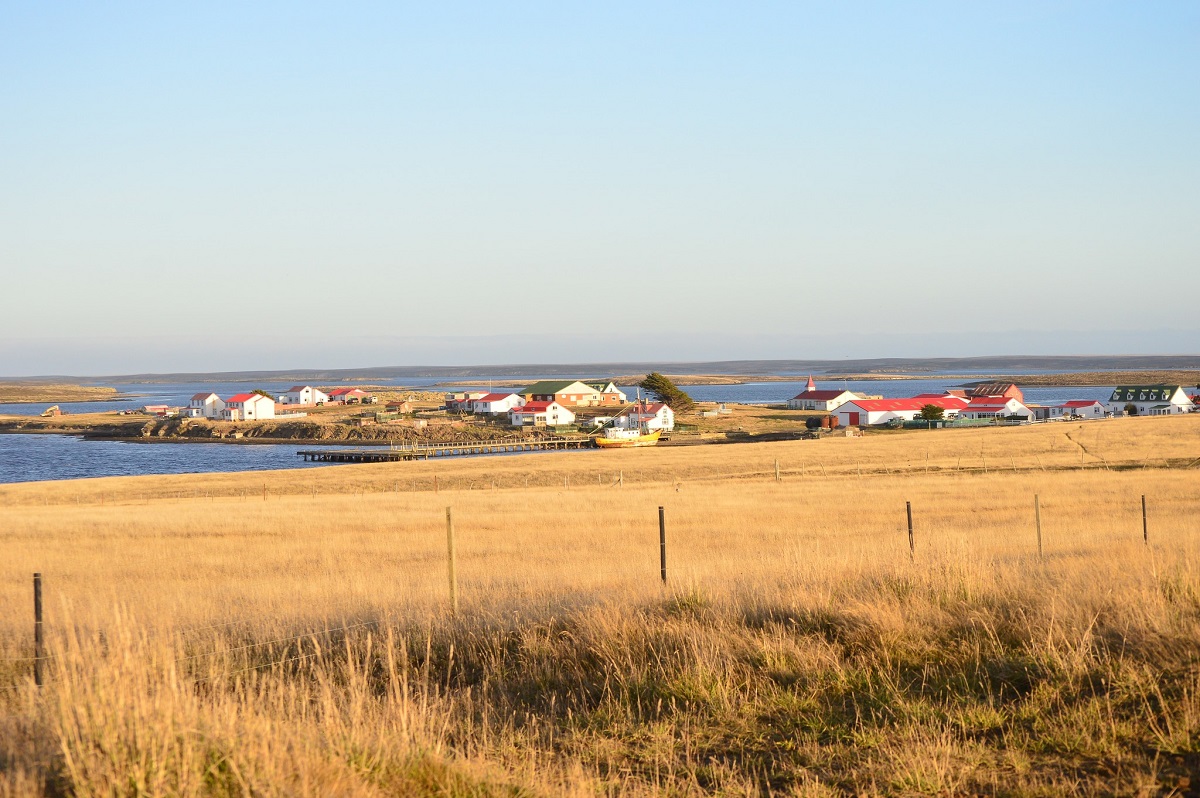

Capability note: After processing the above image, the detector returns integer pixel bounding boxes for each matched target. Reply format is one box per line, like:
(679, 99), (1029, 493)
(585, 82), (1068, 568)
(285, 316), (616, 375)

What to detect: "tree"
(252, 389), (276, 400)
(638, 372), (694, 413)
(918, 404), (944, 421)
(1124, 402), (1137, 416)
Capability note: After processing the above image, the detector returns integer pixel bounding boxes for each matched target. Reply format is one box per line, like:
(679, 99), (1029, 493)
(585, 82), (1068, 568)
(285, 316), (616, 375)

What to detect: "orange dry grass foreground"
(0, 414), (1199, 795)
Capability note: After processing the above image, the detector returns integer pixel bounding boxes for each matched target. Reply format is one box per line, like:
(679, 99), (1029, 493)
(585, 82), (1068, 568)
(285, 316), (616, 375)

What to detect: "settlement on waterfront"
(1, 374), (1197, 482)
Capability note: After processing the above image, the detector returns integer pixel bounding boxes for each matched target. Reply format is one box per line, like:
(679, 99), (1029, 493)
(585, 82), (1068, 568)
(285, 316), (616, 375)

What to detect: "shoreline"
(437, 369), (1200, 388)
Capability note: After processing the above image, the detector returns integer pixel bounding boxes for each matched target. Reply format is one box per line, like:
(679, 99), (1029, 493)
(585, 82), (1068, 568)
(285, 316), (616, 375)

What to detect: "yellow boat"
(594, 428), (661, 448)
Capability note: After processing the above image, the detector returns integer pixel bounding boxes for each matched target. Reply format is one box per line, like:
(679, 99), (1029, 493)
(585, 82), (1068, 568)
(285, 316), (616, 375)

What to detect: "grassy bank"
(1, 415), (1199, 794)
(0, 383), (118, 404)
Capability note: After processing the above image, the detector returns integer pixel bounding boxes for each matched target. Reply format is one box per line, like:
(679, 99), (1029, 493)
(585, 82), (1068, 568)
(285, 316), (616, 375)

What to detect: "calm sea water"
(0, 434), (331, 484)
(0, 375), (1116, 484)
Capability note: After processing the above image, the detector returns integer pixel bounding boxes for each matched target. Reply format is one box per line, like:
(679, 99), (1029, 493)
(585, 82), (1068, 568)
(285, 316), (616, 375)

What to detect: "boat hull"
(594, 430), (662, 448)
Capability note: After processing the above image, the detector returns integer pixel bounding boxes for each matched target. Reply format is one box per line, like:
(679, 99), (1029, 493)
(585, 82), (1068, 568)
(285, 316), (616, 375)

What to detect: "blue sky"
(2, 3), (1197, 375)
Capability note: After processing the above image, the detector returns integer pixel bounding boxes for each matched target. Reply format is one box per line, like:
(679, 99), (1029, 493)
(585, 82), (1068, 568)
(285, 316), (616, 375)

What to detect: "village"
(111, 376), (1200, 445)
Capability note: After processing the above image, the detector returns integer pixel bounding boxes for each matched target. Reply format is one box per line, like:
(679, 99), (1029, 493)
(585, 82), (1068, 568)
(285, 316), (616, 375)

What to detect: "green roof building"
(1108, 385), (1194, 416)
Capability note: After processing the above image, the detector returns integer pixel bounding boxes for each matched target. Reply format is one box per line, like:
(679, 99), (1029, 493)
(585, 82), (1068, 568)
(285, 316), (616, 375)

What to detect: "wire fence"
(4, 485), (1198, 681)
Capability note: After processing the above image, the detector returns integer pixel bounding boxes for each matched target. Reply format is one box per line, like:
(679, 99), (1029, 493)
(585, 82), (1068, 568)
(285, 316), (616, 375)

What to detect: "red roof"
(630, 402), (670, 417)
(845, 399), (926, 411)
(226, 393), (256, 404)
(514, 401), (555, 413)
(790, 390), (850, 401)
(1061, 400), (1103, 408)
(847, 396), (967, 412)
(329, 387), (366, 396)
(479, 392), (517, 402)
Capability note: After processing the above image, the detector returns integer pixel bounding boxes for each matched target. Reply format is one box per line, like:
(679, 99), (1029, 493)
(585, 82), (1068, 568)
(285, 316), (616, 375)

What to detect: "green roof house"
(519, 380), (603, 407)
(1107, 385), (1194, 416)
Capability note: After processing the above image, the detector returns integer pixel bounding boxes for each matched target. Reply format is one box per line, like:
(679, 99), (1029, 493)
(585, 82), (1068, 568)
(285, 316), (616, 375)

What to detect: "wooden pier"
(298, 437), (595, 463)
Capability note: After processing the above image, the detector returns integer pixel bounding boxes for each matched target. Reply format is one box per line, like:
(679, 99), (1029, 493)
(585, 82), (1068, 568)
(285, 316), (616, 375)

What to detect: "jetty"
(298, 437), (594, 463)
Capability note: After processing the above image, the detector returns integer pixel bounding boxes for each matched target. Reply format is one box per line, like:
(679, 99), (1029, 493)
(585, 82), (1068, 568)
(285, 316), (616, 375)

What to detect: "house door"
(847, 412), (860, 426)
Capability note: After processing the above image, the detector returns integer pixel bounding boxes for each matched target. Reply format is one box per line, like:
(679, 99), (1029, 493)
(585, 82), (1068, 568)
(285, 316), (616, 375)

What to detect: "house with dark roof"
(445, 391), (488, 412)
(279, 386), (328, 407)
(966, 383), (1024, 403)
(786, 377), (859, 411)
(1107, 385), (1194, 416)
(186, 392), (225, 419)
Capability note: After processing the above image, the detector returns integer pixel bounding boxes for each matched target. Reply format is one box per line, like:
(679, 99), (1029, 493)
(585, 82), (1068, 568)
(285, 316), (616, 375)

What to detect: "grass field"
(1, 415), (1199, 795)
(0, 383), (118, 404)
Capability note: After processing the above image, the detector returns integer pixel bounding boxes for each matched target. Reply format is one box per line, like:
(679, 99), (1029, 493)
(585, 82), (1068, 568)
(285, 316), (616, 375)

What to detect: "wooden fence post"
(906, 502), (915, 561)
(33, 573), (44, 688)
(1034, 494), (1043, 559)
(445, 508), (458, 614)
(658, 506), (667, 584)
(1142, 495), (1148, 545)
(619, 471), (624, 487)
(775, 460), (781, 482)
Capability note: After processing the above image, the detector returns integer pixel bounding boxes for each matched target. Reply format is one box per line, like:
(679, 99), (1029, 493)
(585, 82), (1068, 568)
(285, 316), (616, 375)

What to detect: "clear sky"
(2, 2), (1197, 375)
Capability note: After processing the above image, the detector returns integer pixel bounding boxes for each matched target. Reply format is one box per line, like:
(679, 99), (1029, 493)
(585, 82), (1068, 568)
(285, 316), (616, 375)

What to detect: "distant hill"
(22, 355), (1200, 384)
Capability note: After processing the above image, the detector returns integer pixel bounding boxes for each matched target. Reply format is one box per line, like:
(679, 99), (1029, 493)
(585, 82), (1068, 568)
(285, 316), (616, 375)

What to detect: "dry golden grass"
(0, 384), (117, 404)
(1, 415), (1199, 795)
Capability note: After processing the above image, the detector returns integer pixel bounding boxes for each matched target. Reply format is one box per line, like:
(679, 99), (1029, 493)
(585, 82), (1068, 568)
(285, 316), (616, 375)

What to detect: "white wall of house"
(1062, 402), (1106, 418)
(510, 402), (575, 426)
(473, 394), (525, 414)
(1108, 387), (1193, 416)
(617, 404), (675, 430)
(280, 387), (328, 406)
(960, 399), (1033, 421)
(833, 402), (915, 426)
(188, 394), (225, 419)
(225, 395), (276, 421)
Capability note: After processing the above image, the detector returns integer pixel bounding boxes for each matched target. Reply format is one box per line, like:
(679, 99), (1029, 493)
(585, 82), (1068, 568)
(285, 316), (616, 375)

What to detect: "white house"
(187, 392), (225, 419)
(1030, 405), (1066, 422)
(786, 377), (859, 411)
(510, 401), (575, 427)
(958, 396), (1033, 422)
(585, 381), (629, 406)
(279, 386), (328, 407)
(1059, 400), (1107, 419)
(222, 393), (276, 422)
(1108, 385), (1194, 416)
(835, 396), (968, 427)
(616, 402), (675, 431)
(472, 392), (525, 415)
